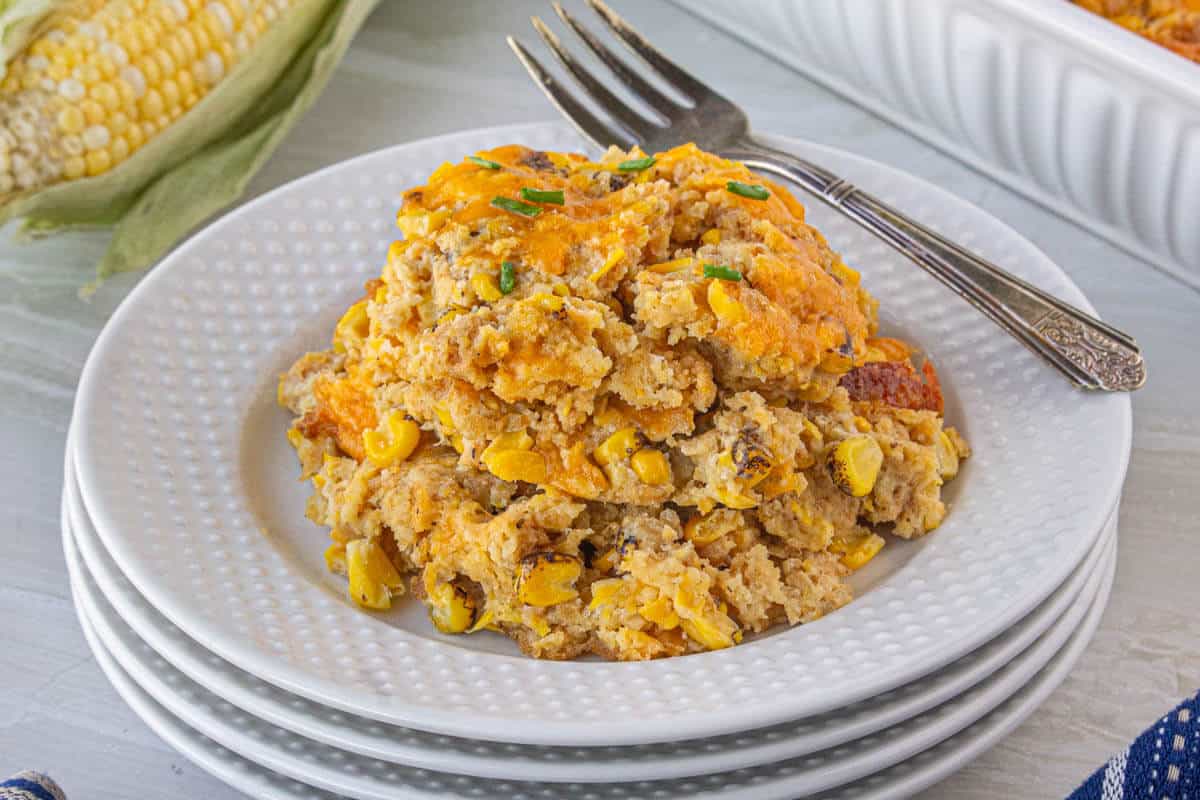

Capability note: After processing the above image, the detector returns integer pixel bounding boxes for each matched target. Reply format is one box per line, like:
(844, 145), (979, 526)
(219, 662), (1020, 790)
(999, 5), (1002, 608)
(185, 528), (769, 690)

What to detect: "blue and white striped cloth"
(1069, 689), (1199, 800)
(0, 772), (65, 800)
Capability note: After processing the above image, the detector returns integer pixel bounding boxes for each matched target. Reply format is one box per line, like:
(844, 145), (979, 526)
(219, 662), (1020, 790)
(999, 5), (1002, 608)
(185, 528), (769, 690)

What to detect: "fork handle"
(727, 140), (1146, 392)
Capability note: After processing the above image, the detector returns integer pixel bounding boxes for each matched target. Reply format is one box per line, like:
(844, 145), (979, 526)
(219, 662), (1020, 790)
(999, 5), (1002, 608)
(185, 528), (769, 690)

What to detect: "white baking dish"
(677, 0), (1200, 289)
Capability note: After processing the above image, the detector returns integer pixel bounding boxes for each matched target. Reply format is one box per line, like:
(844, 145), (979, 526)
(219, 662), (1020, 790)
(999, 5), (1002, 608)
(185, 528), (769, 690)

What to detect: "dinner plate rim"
(63, 430), (1117, 782)
(70, 121), (1133, 745)
(65, 497), (1117, 800)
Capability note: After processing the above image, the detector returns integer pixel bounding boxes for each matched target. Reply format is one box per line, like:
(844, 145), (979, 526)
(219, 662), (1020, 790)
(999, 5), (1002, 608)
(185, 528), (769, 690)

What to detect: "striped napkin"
(0, 772), (65, 800)
(1069, 688), (1199, 799)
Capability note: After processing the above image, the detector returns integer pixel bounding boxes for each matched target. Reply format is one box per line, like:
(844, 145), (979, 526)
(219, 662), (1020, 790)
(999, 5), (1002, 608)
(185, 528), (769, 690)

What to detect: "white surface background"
(0, 2), (1196, 797)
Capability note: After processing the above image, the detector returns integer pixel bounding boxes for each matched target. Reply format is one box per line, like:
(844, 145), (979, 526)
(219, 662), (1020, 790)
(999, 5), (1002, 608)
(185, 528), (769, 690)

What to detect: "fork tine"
(507, 36), (636, 151)
(583, 0), (722, 105)
(551, 2), (683, 115)
(530, 16), (662, 134)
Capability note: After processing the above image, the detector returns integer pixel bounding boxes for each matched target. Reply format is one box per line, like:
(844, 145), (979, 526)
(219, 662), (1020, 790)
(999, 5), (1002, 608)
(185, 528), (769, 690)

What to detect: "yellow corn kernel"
(588, 577), (625, 610)
(311, 473), (327, 489)
(588, 247), (626, 282)
(435, 307), (464, 328)
(714, 487), (758, 509)
(853, 416), (872, 432)
(396, 207), (450, 239)
(329, 528), (355, 545)
(701, 228), (721, 246)
(828, 436), (884, 497)
(448, 434), (464, 454)
(551, 282), (570, 297)
(374, 286), (387, 304)
(323, 543), (346, 574)
(486, 430), (533, 452)
(594, 427), (639, 466)
(286, 427), (304, 449)
(683, 513), (727, 546)
(550, 441), (609, 499)
(934, 430), (960, 480)
(346, 539), (403, 610)
(833, 532), (886, 570)
(362, 412), (421, 467)
(830, 260), (861, 286)
(638, 595), (680, 629)
(471, 272), (503, 303)
(680, 615), (737, 651)
(645, 256), (693, 274)
(820, 350), (855, 374)
(516, 552), (582, 606)
(630, 448), (672, 486)
(592, 548), (619, 573)
(427, 582), (477, 634)
(333, 300), (370, 353)
(529, 292), (564, 312)
(707, 279), (748, 323)
(483, 449), (546, 483)
(434, 404), (455, 431)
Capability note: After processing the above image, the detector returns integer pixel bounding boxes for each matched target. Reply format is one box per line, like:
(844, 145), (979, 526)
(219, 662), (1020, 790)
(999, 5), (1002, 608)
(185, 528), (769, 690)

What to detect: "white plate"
(63, 442), (1116, 784)
(71, 121), (1131, 745)
(65, 496), (1115, 800)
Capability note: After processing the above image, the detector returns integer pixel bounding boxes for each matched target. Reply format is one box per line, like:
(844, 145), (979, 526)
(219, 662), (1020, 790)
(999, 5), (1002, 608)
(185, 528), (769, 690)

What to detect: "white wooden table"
(1, 2), (1197, 797)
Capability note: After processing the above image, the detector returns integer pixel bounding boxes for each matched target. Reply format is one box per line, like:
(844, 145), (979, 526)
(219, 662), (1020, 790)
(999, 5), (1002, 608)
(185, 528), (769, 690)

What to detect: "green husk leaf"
(0, 0), (60, 77)
(1, 0), (381, 288)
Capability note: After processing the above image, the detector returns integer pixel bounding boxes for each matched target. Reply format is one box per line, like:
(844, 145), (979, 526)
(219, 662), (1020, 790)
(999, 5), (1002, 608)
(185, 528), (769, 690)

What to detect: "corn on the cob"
(0, 0), (295, 197)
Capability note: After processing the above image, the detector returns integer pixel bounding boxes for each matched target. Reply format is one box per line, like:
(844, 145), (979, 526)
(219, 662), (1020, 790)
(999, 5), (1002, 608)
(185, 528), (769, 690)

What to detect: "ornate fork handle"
(727, 138), (1147, 392)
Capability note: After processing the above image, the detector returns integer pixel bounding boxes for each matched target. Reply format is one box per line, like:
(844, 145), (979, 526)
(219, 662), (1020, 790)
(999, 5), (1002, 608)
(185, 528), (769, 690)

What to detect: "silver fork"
(508, 0), (1146, 392)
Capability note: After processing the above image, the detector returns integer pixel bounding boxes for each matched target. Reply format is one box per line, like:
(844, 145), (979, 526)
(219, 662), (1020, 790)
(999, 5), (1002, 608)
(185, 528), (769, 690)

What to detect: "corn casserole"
(278, 143), (970, 661)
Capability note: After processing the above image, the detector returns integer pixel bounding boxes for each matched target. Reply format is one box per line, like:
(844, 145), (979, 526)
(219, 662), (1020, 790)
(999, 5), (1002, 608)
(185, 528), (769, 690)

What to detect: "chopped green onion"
(499, 261), (516, 295)
(617, 156), (656, 171)
(519, 187), (565, 205)
(468, 155), (502, 169)
(703, 264), (743, 282)
(726, 181), (770, 200)
(490, 196), (542, 217)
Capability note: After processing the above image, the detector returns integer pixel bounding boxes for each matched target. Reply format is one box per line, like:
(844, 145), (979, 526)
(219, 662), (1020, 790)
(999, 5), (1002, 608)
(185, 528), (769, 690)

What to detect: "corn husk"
(0, 0), (381, 286)
(0, 0), (59, 77)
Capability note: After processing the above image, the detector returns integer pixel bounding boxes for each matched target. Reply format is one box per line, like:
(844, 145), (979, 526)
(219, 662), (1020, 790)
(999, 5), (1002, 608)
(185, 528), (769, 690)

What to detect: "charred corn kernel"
(0, 0), (296, 197)
(588, 577), (624, 610)
(362, 412), (420, 467)
(333, 300), (370, 353)
(646, 256), (693, 274)
(427, 581), (477, 634)
(828, 436), (884, 497)
(639, 595), (680, 629)
(680, 615), (737, 651)
(707, 278), (748, 323)
(529, 291), (564, 312)
(471, 272), (502, 303)
(588, 247), (625, 282)
(837, 532), (886, 570)
(516, 552), (582, 606)
(701, 228), (721, 245)
(630, 448), (671, 485)
(346, 539), (403, 610)
(323, 543), (346, 574)
(934, 430), (960, 480)
(594, 427), (639, 466)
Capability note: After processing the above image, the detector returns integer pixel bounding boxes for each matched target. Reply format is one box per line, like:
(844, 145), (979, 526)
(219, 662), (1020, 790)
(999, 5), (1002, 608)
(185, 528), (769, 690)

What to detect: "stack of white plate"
(62, 122), (1131, 800)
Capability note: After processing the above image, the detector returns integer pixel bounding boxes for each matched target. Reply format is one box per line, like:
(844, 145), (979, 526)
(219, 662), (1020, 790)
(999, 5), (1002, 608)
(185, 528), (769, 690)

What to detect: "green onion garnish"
(499, 261), (516, 295)
(468, 155), (502, 169)
(490, 196), (542, 217)
(519, 187), (565, 205)
(726, 181), (770, 200)
(617, 156), (656, 171)
(703, 264), (742, 282)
